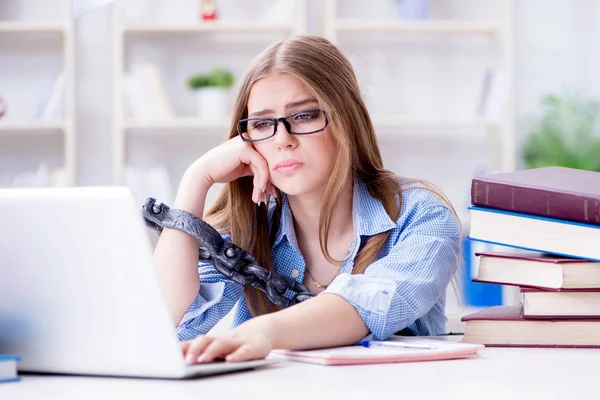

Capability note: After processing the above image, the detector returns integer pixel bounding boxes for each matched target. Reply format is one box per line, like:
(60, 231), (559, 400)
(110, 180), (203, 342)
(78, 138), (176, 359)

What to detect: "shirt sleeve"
(323, 197), (461, 340)
(175, 234), (245, 341)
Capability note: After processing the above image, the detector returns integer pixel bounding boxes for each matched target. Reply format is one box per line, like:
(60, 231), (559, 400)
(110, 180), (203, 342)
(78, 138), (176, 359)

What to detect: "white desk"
(3, 345), (599, 400)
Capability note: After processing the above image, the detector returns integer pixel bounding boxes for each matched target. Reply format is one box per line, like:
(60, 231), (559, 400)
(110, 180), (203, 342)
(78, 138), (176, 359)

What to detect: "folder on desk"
(269, 338), (483, 366)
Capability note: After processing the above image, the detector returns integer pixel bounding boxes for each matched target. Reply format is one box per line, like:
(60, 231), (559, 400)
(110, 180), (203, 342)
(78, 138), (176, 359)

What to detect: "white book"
(12, 163), (51, 188)
(123, 72), (154, 121)
(41, 72), (65, 121)
(130, 63), (173, 121)
(32, 72), (58, 120)
(125, 165), (174, 206)
(476, 68), (508, 119)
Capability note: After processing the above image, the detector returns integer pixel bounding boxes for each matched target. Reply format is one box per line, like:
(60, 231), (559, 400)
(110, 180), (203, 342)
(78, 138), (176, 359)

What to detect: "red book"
(471, 166), (600, 226)
(461, 306), (600, 348)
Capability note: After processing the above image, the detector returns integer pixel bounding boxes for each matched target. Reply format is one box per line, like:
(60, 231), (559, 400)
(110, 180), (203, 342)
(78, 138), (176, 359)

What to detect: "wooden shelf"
(334, 20), (503, 35)
(0, 22), (66, 33)
(0, 121), (65, 134)
(122, 22), (296, 34)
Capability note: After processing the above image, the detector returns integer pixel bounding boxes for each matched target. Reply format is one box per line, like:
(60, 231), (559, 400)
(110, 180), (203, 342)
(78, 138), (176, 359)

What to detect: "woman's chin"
(273, 179), (311, 197)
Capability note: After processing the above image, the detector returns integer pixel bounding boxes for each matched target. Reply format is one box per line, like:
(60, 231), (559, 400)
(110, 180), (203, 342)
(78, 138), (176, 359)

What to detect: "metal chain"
(141, 198), (315, 308)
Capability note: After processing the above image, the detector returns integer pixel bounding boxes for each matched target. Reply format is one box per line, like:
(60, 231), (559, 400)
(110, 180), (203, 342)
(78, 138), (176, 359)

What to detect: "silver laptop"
(0, 186), (276, 378)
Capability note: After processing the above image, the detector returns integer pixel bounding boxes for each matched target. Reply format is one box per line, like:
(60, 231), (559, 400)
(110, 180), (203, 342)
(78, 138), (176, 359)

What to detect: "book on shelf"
(11, 162), (52, 188)
(33, 72), (65, 121)
(32, 72), (57, 119)
(461, 306), (600, 348)
(269, 337), (483, 366)
(124, 63), (173, 122)
(0, 355), (20, 383)
(476, 68), (508, 120)
(467, 206), (600, 262)
(125, 165), (174, 206)
(473, 251), (600, 290)
(520, 287), (600, 318)
(471, 166), (600, 226)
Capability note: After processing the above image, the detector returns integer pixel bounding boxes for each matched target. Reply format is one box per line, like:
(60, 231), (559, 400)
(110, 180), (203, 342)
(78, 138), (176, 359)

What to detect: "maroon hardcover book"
(461, 306), (600, 348)
(471, 166), (600, 226)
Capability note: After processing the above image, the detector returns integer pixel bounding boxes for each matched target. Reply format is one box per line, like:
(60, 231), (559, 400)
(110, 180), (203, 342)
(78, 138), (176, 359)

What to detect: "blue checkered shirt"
(176, 178), (461, 341)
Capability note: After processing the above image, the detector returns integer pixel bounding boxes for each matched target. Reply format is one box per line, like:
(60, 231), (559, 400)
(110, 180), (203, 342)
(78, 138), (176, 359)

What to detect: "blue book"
(0, 355), (19, 383)
(468, 206), (600, 262)
(462, 236), (502, 307)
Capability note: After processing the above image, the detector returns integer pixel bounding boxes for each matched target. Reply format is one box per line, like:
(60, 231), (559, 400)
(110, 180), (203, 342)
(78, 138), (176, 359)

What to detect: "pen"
(361, 340), (436, 350)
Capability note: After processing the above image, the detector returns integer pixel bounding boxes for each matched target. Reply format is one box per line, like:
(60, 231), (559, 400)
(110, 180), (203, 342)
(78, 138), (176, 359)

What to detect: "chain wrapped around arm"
(141, 198), (315, 309)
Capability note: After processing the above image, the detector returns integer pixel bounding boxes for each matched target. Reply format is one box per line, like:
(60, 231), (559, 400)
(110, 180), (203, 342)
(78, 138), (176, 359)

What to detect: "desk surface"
(3, 344), (599, 400)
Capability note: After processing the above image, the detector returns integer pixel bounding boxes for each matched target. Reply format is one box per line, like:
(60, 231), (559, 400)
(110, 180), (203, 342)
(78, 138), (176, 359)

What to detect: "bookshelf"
(0, 0), (76, 187)
(109, 0), (517, 226)
(0, 22), (67, 33)
(122, 22), (299, 34)
(111, 0), (309, 204)
(332, 20), (504, 35)
(0, 121), (66, 134)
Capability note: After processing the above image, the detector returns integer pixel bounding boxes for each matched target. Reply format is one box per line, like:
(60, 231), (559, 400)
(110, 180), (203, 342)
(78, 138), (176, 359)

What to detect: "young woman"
(153, 35), (461, 364)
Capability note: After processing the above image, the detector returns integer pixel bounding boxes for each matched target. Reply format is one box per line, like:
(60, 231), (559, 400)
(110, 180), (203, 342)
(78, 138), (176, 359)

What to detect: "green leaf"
(187, 68), (235, 90)
(522, 92), (600, 172)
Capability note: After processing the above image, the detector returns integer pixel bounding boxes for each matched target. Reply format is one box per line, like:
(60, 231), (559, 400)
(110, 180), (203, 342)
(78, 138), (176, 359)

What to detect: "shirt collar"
(273, 177), (396, 247)
(353, 177), (397, 236)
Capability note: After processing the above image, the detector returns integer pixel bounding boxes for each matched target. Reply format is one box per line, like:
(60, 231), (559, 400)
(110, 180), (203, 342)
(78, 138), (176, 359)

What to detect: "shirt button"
(291, 269), (300, 278)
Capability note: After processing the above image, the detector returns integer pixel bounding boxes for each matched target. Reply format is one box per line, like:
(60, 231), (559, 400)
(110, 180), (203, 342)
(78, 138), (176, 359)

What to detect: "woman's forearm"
(268, 294), (369, 350)
(153, 165), (212, 326)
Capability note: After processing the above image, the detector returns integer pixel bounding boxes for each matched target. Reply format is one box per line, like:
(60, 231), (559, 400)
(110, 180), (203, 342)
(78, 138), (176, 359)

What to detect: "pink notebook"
(269, 338), (483, 366)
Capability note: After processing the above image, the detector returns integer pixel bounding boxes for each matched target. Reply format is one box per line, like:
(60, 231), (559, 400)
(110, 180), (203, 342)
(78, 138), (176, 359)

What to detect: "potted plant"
(522, 93), (600, 172)
(187, 68), (235, 119)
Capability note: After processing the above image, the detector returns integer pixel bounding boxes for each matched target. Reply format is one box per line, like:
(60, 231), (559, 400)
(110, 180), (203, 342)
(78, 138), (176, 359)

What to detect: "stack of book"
(461, 166), (600, 347)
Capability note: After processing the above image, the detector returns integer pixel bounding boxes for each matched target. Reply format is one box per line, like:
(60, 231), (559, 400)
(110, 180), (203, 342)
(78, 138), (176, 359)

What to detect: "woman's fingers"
(241, 149), (270, 205)
(248, 164), (263, 204)
(180, 340), (192, 354)
(266, 181), (277, 196)
(197, 338), (240, 363)
(244, 151), (269, 188)
(183, 336), (249, 364)
(225, 344), (254, 362)
(183, 335), (215, 364)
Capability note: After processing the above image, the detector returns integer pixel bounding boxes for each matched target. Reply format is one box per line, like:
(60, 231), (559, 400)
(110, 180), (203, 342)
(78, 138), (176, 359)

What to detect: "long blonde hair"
(204, 35), (459, 316)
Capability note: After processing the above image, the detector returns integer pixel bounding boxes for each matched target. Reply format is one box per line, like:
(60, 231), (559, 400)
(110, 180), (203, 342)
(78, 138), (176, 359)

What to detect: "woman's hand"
(184, 135), (276, 205)
(182, 315), (278, 363)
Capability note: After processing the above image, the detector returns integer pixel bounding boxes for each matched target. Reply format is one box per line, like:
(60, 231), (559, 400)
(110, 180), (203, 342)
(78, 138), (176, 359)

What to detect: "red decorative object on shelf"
(0, 96), (6, 119)
(201, 0), (218, 21)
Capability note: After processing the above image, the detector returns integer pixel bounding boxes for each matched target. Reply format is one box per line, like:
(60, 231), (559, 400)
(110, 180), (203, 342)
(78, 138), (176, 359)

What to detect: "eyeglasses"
(237, 109), (329, 142)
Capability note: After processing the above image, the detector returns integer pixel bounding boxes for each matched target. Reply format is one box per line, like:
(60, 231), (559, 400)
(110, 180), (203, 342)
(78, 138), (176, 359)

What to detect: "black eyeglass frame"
(237, 109), (329, 143)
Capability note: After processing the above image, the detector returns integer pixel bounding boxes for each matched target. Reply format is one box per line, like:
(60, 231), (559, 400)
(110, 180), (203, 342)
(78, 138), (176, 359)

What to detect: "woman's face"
(246, 72), (337, 197)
